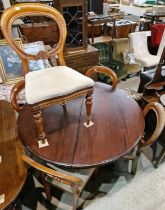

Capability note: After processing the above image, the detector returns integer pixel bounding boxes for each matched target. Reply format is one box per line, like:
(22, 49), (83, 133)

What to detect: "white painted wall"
(2, 0), (11, 9)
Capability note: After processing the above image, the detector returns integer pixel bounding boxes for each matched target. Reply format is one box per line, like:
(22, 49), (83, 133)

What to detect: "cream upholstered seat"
(1, 3), (94, 146)
(129, 30), (165, 69)
(137, 54), (160, 68)
(25, 66), (94, 104)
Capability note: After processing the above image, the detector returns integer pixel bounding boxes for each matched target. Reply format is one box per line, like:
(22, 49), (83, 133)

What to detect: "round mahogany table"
(0, 101), (27, 210)
(18, 82), (144, 168)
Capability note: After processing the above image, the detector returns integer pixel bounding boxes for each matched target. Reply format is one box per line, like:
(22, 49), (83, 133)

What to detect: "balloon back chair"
(124, 102), (165, 175)
(22, 154), (96, 210)
(1, 3), (94, 147)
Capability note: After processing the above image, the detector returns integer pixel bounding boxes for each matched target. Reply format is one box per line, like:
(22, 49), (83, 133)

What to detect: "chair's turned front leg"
(32, 109), (47, 145)
(85, 90), (93, 126)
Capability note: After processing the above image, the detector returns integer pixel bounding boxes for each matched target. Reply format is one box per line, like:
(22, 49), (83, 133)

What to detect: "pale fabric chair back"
(129, 31), (151, 58)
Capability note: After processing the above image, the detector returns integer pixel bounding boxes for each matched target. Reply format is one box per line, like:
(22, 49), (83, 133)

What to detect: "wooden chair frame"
(10, 65), (118, 113)
(22, 155), (83, 210)
(21, 65), (118, 209)
(1, 3), (94, 144)
(124, 102), (165, 175)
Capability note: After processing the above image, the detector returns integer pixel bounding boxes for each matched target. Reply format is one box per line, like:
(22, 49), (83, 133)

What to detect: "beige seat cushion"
(25, 66), (94, 104)
(136, 54), (160, 67)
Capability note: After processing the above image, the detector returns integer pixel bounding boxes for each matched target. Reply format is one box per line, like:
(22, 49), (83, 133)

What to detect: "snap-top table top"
(17, 82), (144, 168)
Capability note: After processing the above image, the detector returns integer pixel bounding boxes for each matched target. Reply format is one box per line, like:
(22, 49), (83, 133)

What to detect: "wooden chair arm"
(10, 80), (25, 112)
(140, 102), (165, 149)
(22, 155), (83, 187)
(85, 66), (118, 88)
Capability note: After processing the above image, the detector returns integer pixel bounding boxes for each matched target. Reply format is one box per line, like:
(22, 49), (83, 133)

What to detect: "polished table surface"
(0, 101), (27, 210)
(18, 82), (144, 168)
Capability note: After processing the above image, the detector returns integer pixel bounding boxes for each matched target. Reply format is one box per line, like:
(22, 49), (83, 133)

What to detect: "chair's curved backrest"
(140, 102), (165, 149)
(1, 3), (67, 75)
(129, 31), (151, 58)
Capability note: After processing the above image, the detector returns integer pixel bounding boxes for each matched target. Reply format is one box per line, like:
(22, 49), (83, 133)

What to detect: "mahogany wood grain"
(0, 101), (27, 210)
(17, 82), (145, 168)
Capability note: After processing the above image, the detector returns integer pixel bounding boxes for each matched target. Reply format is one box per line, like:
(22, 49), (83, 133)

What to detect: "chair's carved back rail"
(1, 3), (67, 75)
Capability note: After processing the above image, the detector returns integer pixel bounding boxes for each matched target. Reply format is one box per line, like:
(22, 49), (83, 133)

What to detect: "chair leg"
(131, 150), (140, 175)
(41, 172), (52, 202)
(32, 109), (47, 144)
(85, 91), (93, 125)
(71, 186), (81, 210)
(131, 155), (139, 175)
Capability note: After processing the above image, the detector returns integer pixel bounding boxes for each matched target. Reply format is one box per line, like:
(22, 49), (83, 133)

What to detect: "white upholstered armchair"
(129, 30), (165, 70)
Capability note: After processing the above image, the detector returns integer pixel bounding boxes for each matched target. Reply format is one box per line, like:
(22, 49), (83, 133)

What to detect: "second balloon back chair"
(1, 3), (94, 147)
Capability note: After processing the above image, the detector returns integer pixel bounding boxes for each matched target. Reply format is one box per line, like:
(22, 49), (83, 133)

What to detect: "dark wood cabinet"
(64, 45), (99, 74)
(55, 0), (88, 52)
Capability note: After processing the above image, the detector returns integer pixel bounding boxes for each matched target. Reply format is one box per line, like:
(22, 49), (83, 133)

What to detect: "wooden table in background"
(0, 101), (27, 210)
(88, 16), (116, 44)
(17, 82), (144, 168)
(143, 12), (165, 24)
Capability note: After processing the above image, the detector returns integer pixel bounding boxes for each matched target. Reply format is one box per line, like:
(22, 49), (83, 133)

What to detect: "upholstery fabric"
(151, 24), (165, 48)
(111, 38), (141, 74)
(129, 31), (151, 58)
(122, 49), (137, 65)
(112, 38), (129, 61)
(0, 84), (26, 104)
(136, 54), (160, 67)
(92, 42), (127, 82)
(129, 31), (163, 68)
(25, 66), (94, 104)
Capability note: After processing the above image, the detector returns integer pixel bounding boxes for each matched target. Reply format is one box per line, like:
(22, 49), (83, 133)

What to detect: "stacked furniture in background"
(110, 38), (141, 75)
(129, 30), (165, 70)
(138, 46), (165, 168)
(92, 42), (127, 83)
(92, 37), (142, 84)
(150, 24), (165, 53)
